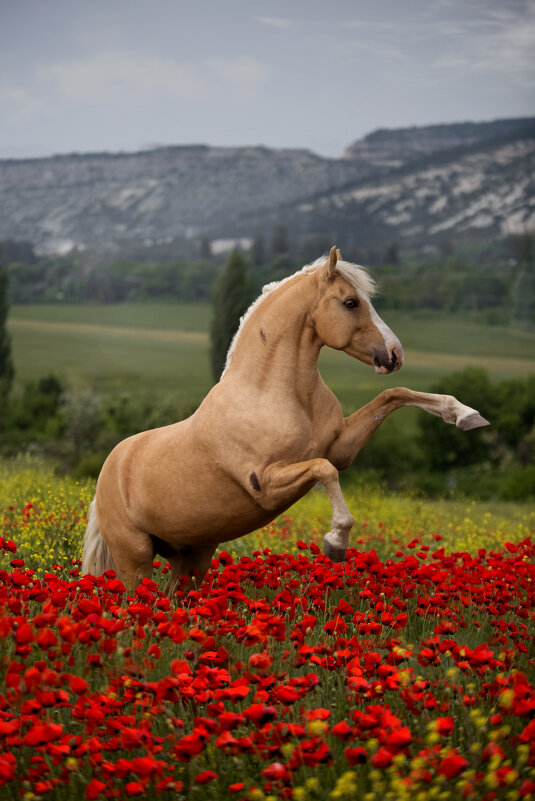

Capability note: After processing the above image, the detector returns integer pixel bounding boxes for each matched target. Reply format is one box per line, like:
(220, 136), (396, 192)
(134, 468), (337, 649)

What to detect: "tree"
(199, 235), (213, 261)
(0, 268), (14, 424)
(210, 251), (255, 382)
(61, 389), (102, 451)
(251, 232), (265, 266)
(418, 368), (495, 471)
(300, 234), (331, 263)
(271, 224), (289, 258)
(511, 233), (535, 330)
(0, 240), (36, 266)
(179, 261), (217, 301)
(4, 375), (63, 445)
(383, 243), (400, 266)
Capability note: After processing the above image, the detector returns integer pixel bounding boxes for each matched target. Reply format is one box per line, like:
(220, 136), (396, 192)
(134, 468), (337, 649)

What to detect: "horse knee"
(312, 459), (341, 493)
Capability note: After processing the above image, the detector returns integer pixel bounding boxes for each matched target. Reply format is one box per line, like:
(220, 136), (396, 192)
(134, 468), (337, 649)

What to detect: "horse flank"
(222, 255), (376, 378)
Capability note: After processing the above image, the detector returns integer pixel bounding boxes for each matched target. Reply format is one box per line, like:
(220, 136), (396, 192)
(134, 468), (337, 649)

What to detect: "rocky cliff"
(0, 117), (533, 255)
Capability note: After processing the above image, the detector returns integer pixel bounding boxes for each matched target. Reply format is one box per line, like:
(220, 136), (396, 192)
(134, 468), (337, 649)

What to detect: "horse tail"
(82, 498), (117, 576)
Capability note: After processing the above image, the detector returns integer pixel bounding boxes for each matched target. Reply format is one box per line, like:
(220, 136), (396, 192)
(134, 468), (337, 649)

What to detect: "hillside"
(343, 117), (535, 167)
(244, 137), (535, 252)
(0, 117), (533, 256)
(0, 146), (365, 255)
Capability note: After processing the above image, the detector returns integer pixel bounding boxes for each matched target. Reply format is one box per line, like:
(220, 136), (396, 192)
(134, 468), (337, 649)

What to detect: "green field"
(8, 303), (535, 413)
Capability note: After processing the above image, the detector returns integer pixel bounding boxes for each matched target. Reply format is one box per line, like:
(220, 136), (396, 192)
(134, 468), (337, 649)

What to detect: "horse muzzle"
(373, 342), (404, 374)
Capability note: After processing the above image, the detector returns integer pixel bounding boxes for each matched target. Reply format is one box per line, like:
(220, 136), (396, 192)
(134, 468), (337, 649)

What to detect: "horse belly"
(149, 476), (271, 545)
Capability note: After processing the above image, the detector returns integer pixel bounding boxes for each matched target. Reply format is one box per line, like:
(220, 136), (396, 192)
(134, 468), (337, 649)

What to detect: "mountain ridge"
(0, 116), (533, 256)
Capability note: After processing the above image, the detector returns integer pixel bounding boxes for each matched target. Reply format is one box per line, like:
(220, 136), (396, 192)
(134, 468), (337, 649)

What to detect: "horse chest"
(258, 390), (343, 461)
(306, 417), (342, 458)
(270, 407), (341, 461)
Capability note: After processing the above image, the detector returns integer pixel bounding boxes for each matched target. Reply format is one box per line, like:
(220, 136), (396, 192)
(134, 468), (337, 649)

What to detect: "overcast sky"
(1, 0), (534, 160)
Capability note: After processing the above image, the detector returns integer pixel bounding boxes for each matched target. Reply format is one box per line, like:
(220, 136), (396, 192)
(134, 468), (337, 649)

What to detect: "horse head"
(311, 247), (403, 374)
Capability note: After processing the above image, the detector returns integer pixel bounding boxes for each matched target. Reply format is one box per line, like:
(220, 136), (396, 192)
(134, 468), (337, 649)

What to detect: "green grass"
(376, 308), (535, 359)
(8, 304), (535, 412)
(9, 303), (212, 404)
(10, 302), (212, 332)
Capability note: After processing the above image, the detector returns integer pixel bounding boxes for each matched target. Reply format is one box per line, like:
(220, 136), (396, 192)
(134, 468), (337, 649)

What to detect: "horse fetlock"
(440, 395), (460, 425)
(332, 511), (354, 533)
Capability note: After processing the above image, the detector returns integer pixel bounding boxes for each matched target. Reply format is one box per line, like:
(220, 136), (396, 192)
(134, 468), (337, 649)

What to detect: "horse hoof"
(323, 540), (347, 563)
(457, 412), (490, 431)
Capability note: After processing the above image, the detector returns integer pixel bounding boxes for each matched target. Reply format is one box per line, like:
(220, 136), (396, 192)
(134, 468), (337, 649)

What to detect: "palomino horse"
(82, 247), (488, 595)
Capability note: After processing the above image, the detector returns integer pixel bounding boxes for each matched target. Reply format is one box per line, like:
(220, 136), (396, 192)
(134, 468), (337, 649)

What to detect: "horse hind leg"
(101, 524), (156, 594)
(161, 544), (217, 599)
(82, 499), (154, 592)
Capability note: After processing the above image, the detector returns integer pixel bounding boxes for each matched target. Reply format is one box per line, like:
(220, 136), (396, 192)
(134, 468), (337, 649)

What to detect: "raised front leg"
(328, 387), (489, 470)
(259, 459), (354, 562)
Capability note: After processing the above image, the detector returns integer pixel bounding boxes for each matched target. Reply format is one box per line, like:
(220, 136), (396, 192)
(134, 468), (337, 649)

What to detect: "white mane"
(221, 255), (376, 378)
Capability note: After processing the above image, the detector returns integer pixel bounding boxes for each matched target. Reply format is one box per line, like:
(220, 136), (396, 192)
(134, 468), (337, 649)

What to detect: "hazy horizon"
(1, 114), (534, 164)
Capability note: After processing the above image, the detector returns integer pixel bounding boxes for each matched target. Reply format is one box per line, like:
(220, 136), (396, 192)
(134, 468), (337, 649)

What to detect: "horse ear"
(336, 248), (342, 260)
(323, 246), (338, 282)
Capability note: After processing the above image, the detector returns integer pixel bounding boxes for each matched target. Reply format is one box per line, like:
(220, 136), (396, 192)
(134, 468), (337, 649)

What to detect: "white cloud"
(207, 57), (269, 100)
(473, 10), (535, 82)
(33, 50), (269, 106)
(256, 16), (295, 30)
(0, 84), (44, 124)
(38, 51), (207, 104)
(343, 4), (535, 86)
(426, 9), (535, 86)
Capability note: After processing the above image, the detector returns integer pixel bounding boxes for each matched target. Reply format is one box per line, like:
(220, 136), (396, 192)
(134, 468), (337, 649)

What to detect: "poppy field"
(1, 460), (535, 801)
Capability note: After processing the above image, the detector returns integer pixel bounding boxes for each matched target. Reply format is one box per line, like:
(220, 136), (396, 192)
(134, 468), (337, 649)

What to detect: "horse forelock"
(221, 254), (375, 378)
(335, 259), (376, 300)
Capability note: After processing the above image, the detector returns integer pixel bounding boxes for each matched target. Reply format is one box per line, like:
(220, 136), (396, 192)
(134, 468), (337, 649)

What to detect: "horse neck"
(225, 274), (322, 401)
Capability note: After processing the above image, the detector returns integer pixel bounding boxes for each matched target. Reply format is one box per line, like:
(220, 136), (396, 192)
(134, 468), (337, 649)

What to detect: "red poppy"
(345, 747), (367, 765)
(195, 770), (218, 784)
(437, 753), (468, 778)
(371, 748), (394, 768)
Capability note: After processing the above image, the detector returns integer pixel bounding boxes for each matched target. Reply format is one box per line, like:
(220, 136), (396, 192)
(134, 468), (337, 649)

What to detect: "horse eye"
(344, 298), (359, 309)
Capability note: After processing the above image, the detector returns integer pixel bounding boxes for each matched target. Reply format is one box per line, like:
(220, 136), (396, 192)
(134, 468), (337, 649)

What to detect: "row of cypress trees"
(209, 250), (256, 382)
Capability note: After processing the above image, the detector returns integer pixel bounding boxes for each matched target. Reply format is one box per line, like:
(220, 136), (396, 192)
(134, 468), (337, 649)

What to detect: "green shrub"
(500, 465), (535, 500)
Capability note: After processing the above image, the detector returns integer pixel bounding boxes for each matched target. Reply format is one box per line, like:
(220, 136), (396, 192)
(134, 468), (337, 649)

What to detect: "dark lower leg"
(162, 545), (216, 599)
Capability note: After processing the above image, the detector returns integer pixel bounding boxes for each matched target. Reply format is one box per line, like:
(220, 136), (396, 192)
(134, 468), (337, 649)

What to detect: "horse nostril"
(390, 350), (397, 367)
